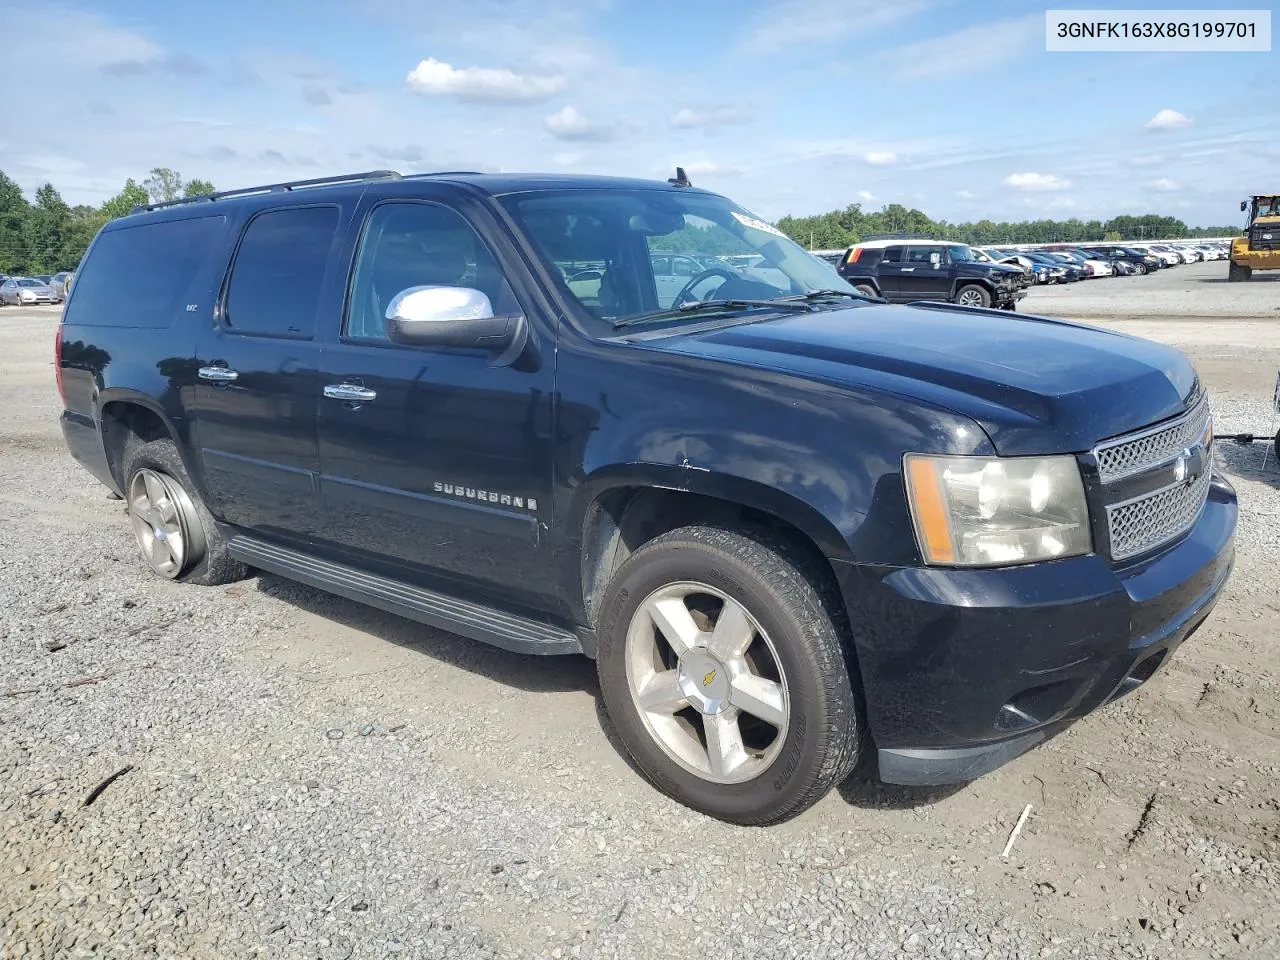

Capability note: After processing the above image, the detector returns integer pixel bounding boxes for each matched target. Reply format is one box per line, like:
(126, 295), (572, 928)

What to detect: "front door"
(899, 245), (953, 300)
(315, 190), (557, 611)
(193, 202), (350, 542)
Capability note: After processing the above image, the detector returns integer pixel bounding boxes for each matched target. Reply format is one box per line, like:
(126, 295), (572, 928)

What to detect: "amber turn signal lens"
(905, 456), (955, 564)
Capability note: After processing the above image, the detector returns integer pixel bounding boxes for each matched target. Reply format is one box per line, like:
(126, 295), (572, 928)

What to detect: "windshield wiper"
(612, 297), (814, 329)
(771, 289), (884, 304)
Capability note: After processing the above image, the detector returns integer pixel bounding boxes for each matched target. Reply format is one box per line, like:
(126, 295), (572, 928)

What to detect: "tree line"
(0, 168), (215, 276)
(775, 202), (1238, 250)
(0, 166), (1242, 276)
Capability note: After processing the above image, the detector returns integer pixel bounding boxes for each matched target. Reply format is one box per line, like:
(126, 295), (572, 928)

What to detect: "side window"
(905, 246), (936, 263)
(672, 257), (698, 277)
(62, 215), (226, 328)
(225, 206), (339, 339)
(650, 256), (671, 277)
(880, 246), (904, 264)
(345, 202), (517, 342)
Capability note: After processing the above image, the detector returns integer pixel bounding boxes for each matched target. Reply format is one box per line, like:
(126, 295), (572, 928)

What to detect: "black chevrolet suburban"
(837, 238), (1030, 310)
(57, 170), (1236, 824)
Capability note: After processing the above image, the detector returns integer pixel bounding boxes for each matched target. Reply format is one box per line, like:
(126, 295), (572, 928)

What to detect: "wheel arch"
(97, 391), (181, 489)
(574, 467), (854, 637)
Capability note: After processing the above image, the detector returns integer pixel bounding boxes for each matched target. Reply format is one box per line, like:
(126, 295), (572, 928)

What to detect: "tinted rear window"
(224, 205), (339, 339)
(63, 215), (226, 328)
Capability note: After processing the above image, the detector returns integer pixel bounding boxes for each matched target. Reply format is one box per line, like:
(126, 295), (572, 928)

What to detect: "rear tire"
(852, 283), (878, 299)
(596, 525), (862, 825)
(122, 438), (248, 586)
(955, 284), (991, 308)
(1227, 261), (1252, 282)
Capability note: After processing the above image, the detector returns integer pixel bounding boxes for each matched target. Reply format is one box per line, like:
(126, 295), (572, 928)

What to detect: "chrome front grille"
(1105, 467), (1211, 561)
(1095, 396), (1210, 483)
(1094, 397), (1213, 562)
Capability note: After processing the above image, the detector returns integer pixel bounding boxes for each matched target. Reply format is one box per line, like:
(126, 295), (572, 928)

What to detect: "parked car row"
(974, 239), (1229, 284)
(0, 271), (73, 305)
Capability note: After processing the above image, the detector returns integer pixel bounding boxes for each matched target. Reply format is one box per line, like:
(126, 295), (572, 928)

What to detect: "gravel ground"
(2, 283), (1278, 959)
(1025, 259), (1280, 319)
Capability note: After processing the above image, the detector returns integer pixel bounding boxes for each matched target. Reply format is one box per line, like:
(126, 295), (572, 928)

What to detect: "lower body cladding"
(834, 474), (1237, 786)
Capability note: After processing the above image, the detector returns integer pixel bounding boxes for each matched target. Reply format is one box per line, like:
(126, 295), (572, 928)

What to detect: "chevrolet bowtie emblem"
(702, 669), (717, 688)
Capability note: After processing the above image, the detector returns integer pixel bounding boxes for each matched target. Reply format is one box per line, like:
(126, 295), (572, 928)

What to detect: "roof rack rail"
(131, 169), (403, 214)
(861, 232), (939, 241)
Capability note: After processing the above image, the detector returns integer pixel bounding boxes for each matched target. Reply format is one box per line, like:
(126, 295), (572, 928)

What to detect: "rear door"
(313, 185), (559, 611)
(193, 201), (353, 542)
(871, 245), (907, 298)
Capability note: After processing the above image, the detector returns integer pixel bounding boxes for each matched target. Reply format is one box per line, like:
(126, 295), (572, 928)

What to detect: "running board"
(228, 536), (582, 656)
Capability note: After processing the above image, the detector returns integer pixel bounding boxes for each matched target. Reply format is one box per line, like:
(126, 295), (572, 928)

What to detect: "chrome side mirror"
(929, 252), (941, 267)
(385, 286), (522, 352)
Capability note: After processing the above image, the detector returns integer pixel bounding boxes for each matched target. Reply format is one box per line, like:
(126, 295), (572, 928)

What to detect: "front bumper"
(833, 474), (1237, 785)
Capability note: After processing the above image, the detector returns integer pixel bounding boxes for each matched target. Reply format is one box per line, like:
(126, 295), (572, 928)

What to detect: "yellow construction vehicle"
(1229, 194), (1280, 281)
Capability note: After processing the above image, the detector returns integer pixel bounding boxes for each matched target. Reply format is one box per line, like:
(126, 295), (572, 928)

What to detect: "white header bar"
(1046, 9), (1271, 51)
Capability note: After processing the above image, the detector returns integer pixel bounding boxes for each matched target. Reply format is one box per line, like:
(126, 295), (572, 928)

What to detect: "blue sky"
(1, 0), (1275, 226)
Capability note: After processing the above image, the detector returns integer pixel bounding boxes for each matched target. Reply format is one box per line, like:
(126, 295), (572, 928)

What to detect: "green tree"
(24, 184), (73, 273)
(0, 171), (31, 274)
(1104, 230), (1122, 242)
(100, 179), (150, 220)
(183, 178), (216, 198)
(143, 167), (184, 204)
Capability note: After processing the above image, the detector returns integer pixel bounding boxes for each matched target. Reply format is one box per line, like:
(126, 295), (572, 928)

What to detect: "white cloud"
(957, 189), (978, 199)
(1148, 177), (1179, 191)
(1146, 108), (1191, 130)
(405, 57), (565, 103)
(738, 0), (935, 52)
(863, 151), (897, 166)
(543, 105), (613, 141)
(1129, 155), (1163, 167)
(884, 16), (1042, 78)
(856, 190), (875, 202)
(670, 106), (749, 129)
(1004, 172), (1072, 191)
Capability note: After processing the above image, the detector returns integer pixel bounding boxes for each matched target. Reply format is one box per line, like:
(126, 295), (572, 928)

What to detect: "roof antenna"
(668, 166), (691, 188)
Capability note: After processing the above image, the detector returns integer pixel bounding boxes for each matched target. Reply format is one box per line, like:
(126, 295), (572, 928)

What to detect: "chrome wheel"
(127, 467), (202, 579)
(957, 288), (985, 307)
(624, 582), (790, 784)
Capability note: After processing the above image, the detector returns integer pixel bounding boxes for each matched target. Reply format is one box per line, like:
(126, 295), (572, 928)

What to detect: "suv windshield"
(498, 188), (852, 324)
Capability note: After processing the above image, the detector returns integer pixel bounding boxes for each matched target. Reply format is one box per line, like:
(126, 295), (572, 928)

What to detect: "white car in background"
(1133, 244), (1181, 266)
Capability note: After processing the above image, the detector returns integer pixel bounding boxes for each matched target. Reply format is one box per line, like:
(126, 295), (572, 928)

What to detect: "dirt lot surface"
(2, 265), (1278, 959)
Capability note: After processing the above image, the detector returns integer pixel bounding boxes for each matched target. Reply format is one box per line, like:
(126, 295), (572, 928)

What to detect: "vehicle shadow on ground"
(1193, 275), (1280, 283)
(1218, 440), (1280, 489)
(253, 573), (992, 814)
(253, 573), (598, 695)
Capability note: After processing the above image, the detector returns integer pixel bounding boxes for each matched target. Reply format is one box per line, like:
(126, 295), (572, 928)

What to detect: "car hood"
(651, 303), (1198, 456)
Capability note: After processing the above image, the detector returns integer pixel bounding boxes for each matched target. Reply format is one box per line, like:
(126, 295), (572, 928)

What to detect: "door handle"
(900, 267), (915, 272)
(324, 383), (377, 403)
(198, 366), (239, 382)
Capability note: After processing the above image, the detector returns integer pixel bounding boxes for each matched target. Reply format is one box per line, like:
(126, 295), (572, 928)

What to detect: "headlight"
(904, 454), (1092, 566)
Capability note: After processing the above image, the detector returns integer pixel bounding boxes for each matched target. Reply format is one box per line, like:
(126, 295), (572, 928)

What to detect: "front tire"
(955, 284), (991, 308)
(852, 283), (879, 299)
(1227, 261), (1251, 282)
(122, 438), (247, 586)
(596, 526), (861, 825)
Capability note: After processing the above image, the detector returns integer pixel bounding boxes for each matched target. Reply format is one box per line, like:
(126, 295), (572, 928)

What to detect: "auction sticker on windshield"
(731, 211), (787, 238)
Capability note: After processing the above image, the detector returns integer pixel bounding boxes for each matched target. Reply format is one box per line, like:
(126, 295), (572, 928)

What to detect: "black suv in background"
(1081, 245), (1163, 274)
(57, 170), (1235, 825)
(838, 239), (1029, 310)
